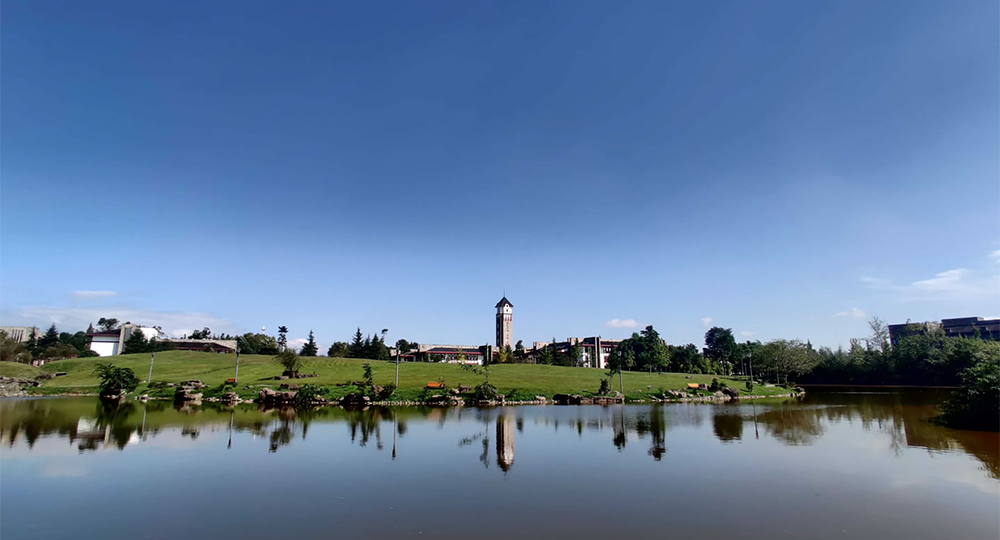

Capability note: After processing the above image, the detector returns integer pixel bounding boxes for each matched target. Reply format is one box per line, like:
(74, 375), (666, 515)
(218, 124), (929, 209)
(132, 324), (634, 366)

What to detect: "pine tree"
(277, 326), (289, 352)
(38, 324), (59, 351)
(123, 328), (149, 354)
(349, 328), (365, 358)
(86, 323), (95, 334)
(300, 330), (319, 356)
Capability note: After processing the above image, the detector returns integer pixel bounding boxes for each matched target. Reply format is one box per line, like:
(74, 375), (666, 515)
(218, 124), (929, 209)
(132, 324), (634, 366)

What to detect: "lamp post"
(147, 351), (155, 383)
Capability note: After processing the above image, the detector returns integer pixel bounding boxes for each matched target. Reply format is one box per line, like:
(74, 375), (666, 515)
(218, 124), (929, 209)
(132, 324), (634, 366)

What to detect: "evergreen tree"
(363, 335), (373, 359)
(349, 328), (365, 358)
(38, 324), (59, 351)
(300, 330), (319, 356)
(25, 329), (39, 358)
(277, 326), (289, 351)
(328, 341), (349, 357)
(123, 329), (149, 354)
(538, 345), (554, 365)
(86, 323), (95, 334)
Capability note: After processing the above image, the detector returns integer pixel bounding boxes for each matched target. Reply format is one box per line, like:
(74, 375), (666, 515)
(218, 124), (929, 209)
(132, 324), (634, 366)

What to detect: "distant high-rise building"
(888, 316), (999, 346)
(495, 296), (513, 349)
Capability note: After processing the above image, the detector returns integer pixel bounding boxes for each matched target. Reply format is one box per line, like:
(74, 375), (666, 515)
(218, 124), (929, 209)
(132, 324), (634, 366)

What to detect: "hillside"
(9, 351), (789, 399)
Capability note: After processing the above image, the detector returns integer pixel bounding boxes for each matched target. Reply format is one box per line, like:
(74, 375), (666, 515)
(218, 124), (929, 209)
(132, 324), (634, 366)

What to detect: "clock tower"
(495, 296), (513, 349)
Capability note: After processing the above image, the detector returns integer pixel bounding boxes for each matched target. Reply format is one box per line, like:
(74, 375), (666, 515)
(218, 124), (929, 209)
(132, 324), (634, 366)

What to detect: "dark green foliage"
(709, 378), (720, 392)
(38, 324), (59, 351)
(0, 331), (31, 363)
(294, 384), (327, 404)
(79, 349), (100, 358)
(474, 382), (499, 401)
(939, 349), (999, 431)
(277, 326), (289, 351)
(274, 350), (303, 374)
(362, 362), (374, 386)
(745, 380), (754, 392)
(237, 333), (278, 355)
(704, 327), (738, 374)
(349, 328), (365, 358)
(328, 341), (349, 357)
(123, 329), (149, 354)
(189, 327), (211, 339)
(616, 326), (670, 373)
(97, 318), (119, 332)
(598, 378), (610, 395)
(92, 362), (139, 395)
(377, 383), (396, 400)
(42, 343), (79, 359)
(300, 330), (319, 356)
(538, 345), (554, 365)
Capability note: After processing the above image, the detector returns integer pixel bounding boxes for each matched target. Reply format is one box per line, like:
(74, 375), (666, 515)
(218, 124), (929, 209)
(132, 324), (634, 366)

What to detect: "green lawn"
(3, 351), (792, 400)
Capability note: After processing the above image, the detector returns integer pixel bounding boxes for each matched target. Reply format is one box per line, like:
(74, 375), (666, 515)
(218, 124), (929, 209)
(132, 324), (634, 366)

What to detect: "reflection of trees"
(712, 411), (744, 443)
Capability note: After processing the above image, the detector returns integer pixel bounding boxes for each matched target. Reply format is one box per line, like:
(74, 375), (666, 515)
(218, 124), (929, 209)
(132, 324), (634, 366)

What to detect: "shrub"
(377, 383), (396, 400)
(709, 378), (720, 392)
(79, 349), (100, 358)
(745, 380), (754, 392)
(274, 350), (303, 374)
(92, 362), (139, 395)
(939, 355), (999, 431)
(294, 384), (327, 404)
(474, 382), (499, 401)
(598, 378), (610, 396)
(718, 381), (728, 391)
(362, 362), (374, 387)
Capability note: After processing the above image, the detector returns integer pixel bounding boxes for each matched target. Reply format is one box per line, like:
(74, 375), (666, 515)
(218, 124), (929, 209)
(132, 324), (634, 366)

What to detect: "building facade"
(86, 323), (163, 356)
(0, 326), (41, 343)
(888, 316), (1000, 346)
(495, 296), (513, 349)
(529, 337), (622, 368)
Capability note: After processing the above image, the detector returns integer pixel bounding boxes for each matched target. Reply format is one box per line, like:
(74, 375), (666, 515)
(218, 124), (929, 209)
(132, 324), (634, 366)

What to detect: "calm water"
(1, 389), (997, 540)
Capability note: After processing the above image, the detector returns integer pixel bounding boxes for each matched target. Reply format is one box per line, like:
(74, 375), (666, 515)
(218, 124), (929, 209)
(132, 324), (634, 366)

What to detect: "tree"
(277, 326), (289, 352)
(503, 344), (514, 364)
(514, 340), (526, 362)
(362, 362), (374, 386)
(42, 343), (79, 359)
(704, 327), (738, 375)
(98, 318), (120, 332)
(456, 348), (467, 363)
(274, 350), (303, 375)
(640, 326), (669, 372)
(395, 339), (411, 360)
(939, 342), (1000, 431)
(123, 329), (148, 354)
(667, 343), (702, 373)
(59, 331), (90, 355)
(568, 341), (584, 367)
(538, 344), (554, 365)
(757, 339), (815, 384)
(607, 345), (635, 394)
(866, 316), (890, 353)
(0, 331), (31, 363)
(237, 333), (279, 355)
(349, 328), (365, 358)
(38, 324), (60, 353)
(300, 330), (319, 356)
(189, 327), (211, 340)
(92, 362), (139, 396)
(328, 341), (350, 357)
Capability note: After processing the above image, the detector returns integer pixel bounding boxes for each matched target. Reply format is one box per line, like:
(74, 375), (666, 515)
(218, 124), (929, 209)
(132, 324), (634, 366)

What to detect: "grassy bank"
(0, 351), (792, 401)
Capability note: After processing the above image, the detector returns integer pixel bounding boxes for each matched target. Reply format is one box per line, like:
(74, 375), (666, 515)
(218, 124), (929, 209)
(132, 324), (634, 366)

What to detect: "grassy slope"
(0, 362), (42, 378)
(14, 351), (789, 399)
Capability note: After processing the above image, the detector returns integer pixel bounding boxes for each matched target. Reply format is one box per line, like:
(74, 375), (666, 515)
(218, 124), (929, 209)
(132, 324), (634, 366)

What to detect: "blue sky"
(2, 0), (998, 352)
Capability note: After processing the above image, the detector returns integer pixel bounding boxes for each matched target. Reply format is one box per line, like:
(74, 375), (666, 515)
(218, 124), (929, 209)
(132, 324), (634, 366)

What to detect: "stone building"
(0, 326), (41, 343)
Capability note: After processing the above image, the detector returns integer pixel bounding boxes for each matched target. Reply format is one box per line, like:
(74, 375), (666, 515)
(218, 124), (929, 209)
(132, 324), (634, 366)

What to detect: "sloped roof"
(495, 296), (513, 308)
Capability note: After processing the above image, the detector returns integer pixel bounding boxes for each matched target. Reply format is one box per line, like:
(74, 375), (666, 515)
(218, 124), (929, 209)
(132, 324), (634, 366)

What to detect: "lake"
(1, 388), (997, 540)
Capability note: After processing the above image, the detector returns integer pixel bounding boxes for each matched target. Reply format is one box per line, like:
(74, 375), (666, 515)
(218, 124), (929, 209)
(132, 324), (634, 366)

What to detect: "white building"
(87, 323), (162, 356)
(0, 326), (41, 343)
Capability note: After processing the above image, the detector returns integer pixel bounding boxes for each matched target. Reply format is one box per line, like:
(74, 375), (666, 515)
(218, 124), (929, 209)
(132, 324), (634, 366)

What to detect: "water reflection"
(1, 389), (997, 480)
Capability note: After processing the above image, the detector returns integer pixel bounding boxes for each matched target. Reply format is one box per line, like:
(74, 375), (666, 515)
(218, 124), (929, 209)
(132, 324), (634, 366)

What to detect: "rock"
(713, 391), (725, 399)
(184, 380), (206, 389)
(340, 394), (370, 407)
(221, 392), (239, 403)
(278, 383), (298, 390)
(667, 390), (685, 398)
(279, 376), (289, 380)
(552, 394), (572, 405)
(535, 396), (547, 403)
(458, 385), (472, 393)
(723, 387), (740, 400)
(449, 388), (460, 395)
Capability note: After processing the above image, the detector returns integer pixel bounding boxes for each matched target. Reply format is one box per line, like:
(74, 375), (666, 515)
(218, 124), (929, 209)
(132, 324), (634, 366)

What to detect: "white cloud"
(990, 249), (1000, 262)
(70, 290), (117, 299)
(701, 317), (713, 327)
(834, 307), (868, 318)
(740, 330), (755, 337)
(287, 338), (308, 351)
(605, 318), (640, 329)
(3, 306), (229, 339)
(910, 268), (968, 292)
(862, 263), (998, 301)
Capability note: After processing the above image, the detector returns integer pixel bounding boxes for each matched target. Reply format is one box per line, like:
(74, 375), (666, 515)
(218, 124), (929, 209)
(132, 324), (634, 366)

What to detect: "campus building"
(87, 323), (162, 357)
(0, 326), (41, 343)
(529, 337), (622, 368)
(496, 296), (513, 349)
(888, 316), (1000, 346)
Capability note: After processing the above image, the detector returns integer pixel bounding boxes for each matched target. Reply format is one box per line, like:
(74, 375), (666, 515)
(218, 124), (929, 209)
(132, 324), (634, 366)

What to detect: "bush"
(294, 384), (327, 404)
(598, 378), (610, 396)
(79, 349), (100, 358)
(939, 355), (999, 431)
(474, 382), (499, 401)
(377, 383), (396, 400)
(709, 378), (720, 392)
(92, 362), (139, 395)
(745, 380), (754, 392)
(274, 350), (303, 374)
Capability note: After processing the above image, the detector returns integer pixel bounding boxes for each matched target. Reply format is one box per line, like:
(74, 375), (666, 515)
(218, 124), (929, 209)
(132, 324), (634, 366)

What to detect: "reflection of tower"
(496, 415), (514, 471)
(495, 296), (513, 348)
